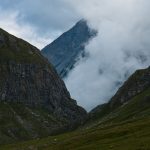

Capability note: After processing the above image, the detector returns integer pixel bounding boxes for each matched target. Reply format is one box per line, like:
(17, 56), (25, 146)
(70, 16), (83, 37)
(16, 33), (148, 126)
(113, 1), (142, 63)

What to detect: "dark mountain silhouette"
(42, 20), (97, 78)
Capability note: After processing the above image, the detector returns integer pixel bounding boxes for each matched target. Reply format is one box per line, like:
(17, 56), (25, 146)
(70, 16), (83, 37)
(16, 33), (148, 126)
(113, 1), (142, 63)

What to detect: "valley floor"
(0, 117), (150, 150)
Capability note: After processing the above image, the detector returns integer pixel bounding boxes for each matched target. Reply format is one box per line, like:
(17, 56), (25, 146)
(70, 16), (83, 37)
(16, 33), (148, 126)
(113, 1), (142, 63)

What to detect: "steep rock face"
(0, 28), (87, 136)
(42, 20), (97, 78)
(0, 62), (86, 121)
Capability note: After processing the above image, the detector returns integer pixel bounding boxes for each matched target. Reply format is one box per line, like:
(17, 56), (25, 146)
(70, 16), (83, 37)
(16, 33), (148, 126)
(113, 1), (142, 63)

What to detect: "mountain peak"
(75, 19), (87, 26)
(42, 20), (97, 78)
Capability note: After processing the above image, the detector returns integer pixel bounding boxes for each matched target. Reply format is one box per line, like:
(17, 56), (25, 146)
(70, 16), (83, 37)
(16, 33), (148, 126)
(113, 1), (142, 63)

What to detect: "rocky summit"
(0, 28), (87, 144)
(42, 20), (97, 78)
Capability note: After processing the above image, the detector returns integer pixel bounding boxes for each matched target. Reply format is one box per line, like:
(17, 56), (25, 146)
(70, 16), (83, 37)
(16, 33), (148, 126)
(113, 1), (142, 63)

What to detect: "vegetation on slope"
(0, 102), (70, 145)
(0, 28), (47, 65)
(0, 87), (150, 150)
(0, 28), (87, 144)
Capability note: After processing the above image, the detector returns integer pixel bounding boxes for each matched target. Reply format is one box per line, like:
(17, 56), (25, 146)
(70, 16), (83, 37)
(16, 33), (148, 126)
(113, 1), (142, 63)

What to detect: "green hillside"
(0, 87), (150, 150)
(0, 28), (47, 64)
(0, 103), (72, 145)
(0, 28), (87, 145)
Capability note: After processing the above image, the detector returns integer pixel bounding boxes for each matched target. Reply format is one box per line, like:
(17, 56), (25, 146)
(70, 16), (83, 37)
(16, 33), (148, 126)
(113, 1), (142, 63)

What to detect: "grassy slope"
(0, 88), (150, 150)
(0, 103), (68, 145)
(87, 87), (150, 126)
(0, 28), (50, 65)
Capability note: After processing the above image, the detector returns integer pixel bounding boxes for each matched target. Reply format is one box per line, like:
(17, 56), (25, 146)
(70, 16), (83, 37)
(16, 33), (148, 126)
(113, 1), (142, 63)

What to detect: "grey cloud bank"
(65, 0), (150, 111)
(0, 0), (80, 48)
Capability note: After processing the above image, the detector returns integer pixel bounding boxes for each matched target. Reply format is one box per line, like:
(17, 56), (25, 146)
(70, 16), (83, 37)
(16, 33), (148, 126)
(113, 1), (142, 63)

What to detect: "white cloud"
(0, 0), (81, 49)
(65, 0), (150, 111)
(0, 8), (51, 49)
(0, 0), (80, 40)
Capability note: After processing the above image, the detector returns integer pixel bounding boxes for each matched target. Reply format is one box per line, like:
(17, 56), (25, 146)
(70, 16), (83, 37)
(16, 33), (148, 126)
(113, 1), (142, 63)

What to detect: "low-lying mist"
(65, 0), (150, 111)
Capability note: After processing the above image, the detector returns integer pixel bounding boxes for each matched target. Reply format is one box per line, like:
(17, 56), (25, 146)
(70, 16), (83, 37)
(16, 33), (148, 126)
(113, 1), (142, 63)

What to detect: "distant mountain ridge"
(41, 20), (97, 78)
(89, 66), (150, 121)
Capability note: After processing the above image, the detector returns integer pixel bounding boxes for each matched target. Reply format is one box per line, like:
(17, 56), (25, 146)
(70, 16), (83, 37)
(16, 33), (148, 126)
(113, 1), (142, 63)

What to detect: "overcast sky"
(0, 0), (80, 49)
